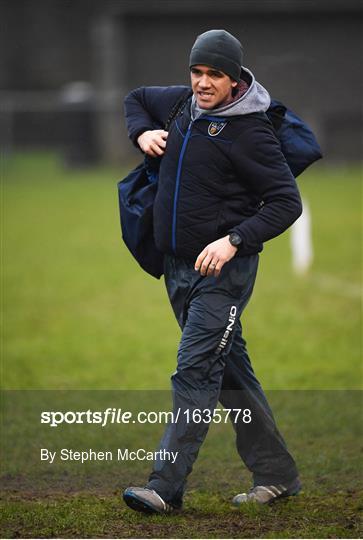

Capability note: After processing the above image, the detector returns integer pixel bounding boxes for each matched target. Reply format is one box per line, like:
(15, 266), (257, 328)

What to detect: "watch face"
(229, 233), (242, 246)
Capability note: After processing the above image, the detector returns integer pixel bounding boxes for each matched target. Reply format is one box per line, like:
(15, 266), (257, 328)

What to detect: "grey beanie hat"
(189, 29), (243, 81)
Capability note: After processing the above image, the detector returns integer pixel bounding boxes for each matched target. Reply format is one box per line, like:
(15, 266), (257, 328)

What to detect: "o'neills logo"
(216, 305), (237, 353)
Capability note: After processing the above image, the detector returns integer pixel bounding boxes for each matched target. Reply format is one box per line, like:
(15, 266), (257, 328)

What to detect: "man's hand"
(137, 130), (168, 157)
(195, 236), (238, 277)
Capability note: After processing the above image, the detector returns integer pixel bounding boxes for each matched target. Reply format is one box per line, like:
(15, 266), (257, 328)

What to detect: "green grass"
(1, 153), (362, 538)
(1, 153), (361, 391)
(1, 491), (361, 539)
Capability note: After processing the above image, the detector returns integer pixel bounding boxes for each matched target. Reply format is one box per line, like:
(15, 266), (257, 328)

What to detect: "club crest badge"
(208, 121), (227, 136)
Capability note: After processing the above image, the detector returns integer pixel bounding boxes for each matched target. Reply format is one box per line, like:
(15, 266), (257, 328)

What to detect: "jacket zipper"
(172, 120), (193, 253)
(171, 115), (226, 253)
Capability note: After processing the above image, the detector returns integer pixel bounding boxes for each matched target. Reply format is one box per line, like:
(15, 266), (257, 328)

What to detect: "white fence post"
(290, 198), (313, 275)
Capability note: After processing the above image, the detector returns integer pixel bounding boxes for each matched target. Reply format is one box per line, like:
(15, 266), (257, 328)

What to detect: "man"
(122, 29), (302, 514)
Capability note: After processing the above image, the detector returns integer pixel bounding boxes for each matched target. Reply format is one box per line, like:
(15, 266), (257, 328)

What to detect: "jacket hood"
(191, 66), (270, 119)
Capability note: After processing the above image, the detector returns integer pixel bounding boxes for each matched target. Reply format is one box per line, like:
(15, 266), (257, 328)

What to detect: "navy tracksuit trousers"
(147, 254), (299, 506)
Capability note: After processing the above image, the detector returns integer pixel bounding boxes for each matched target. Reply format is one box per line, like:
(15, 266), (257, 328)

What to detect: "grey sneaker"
(233, 477), (301, 505)
(123, 486), (176, 514)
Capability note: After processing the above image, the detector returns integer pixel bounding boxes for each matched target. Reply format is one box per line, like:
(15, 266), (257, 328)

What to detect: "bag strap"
(267, 100), (287, 132)
(164, 88), (193, 130)
(145, 89), (193, 173)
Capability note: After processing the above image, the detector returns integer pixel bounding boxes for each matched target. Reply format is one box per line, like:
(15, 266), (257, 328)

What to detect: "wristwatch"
(229, 232), (242, 247)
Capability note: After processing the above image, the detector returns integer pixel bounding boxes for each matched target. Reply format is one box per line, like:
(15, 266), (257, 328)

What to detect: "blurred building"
(0, 0), (362, 164)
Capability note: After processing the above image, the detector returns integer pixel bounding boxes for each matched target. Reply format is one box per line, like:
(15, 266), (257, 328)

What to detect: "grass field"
(1, 153), (362, 538)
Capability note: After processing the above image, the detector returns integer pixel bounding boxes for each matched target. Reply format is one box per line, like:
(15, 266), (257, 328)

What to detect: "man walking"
(122, 29), (302, 514)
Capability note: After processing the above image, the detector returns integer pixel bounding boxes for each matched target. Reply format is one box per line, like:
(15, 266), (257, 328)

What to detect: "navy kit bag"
(118, 156), (164, 278)
(118, 90), (192, 279)
(267, 100), (322, 177)
(118, 94), (322, 279)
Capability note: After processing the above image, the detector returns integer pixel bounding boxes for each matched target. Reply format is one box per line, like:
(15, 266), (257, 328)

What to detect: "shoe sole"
(123, 490), (161, 514)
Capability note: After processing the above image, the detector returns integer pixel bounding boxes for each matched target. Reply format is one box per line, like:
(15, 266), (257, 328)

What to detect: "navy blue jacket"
(124, 86), (302, 260)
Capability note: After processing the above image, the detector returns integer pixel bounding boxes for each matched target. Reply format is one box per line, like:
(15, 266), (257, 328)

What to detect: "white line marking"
(312, 273), (362, 300)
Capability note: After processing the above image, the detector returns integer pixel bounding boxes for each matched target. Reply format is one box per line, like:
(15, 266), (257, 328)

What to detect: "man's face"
(190, 65), (238, 109)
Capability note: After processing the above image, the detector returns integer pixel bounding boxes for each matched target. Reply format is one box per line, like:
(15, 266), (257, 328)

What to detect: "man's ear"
(231, 80), (238, 88)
